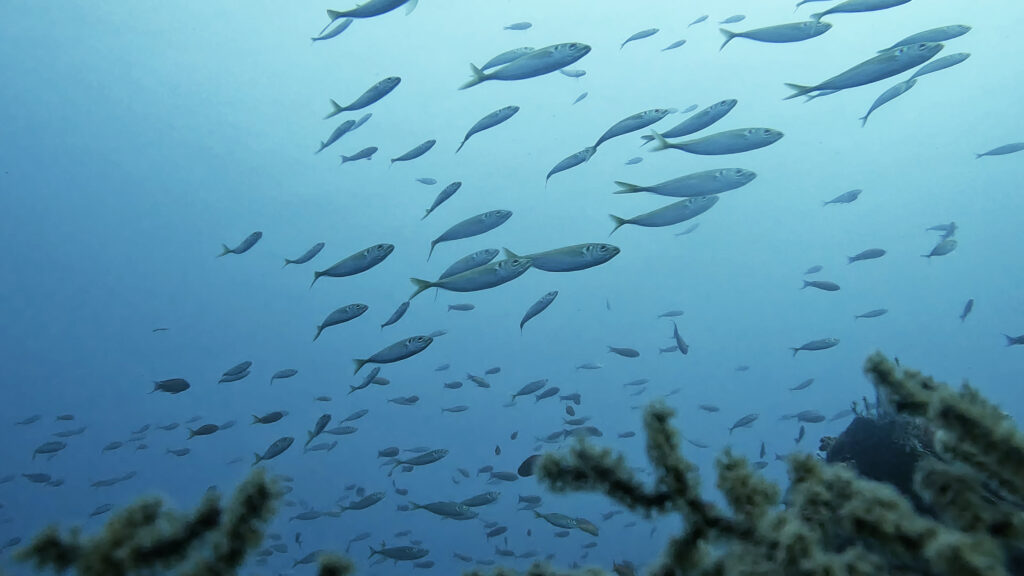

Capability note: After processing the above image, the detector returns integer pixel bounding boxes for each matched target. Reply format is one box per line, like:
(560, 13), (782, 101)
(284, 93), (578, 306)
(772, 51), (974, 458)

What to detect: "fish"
(802, 280), (839, 291)
(428, 210), (512, 260)
(409, 258), (532, 300)
(502, 243), (619, 272)
(390, 449), (448, 473)
(608, 346), (640, 358)
(790, 378), (815, 391)
(855, 308), (888, 320)
(33, 441), (66, 460)
(609, 196), (719, 234)
(975, 142), (1024, 159)
(306, 415), (331, 446)
(535, 387), (560, 402)
(253, 437), (294, 466)
(324, 0), (417, 21)
(1004, 334), (1024, 347)
(314, 303), (369, 341)
(439, 249), (500, 281)
(512, 379), (548, 400)
(659, 310), (684, 318)
(650, 128), (783, 155)
(880, 25), (971, 52)
(639, 99), (737, 143)
(441, 405), (469, 413)
(270, 369), (298, 385)
(848, 248), (886, 263)
(415, 177), (436, 185)
(614, 168), (756, 197)
(572, 92), (588, 104)
(720, 15), (746, 24)
(311, 17), (352, 43)
(353, 335), (433, 374)
(390, 139), (436, 165)
(689, 14), (709, 26)
(521, 291), (558, 331)
(312, 244), (394, 287)
(805, 265), (823, 274)
(460, 42), (592, 89)
(422, 181), (462, 220)
(559, 68), (586, 78)
(316, 120), (355, 154)
(575, 363), (602, 370)
(783, 410), (826, 423)
(621, 28), (659, 49)
(960, 299), (974, 322)
(283, 242), (325, 267)
(720, 20), (831, 50)
(324, 77), (401, 118)
(151, 378), (190, 394)
(811, 0), (912, 21)
(795, 426), (806, 444)
(380, 301), (410, 330)
(595, 109), (672, 148)
(252, 411), (288, 424)
(824, 189), (861, 205)
(219, 231), (262, 257)
(480, 47), (535, 71)
(671, 321), (689, 355)
(785, 43), (943, 99)
(368, 545), (429, 562)
(625, 157), (643, 165)
(908, 52), (970, 81)
(546, 146), (596, 183)
(790, 337), (839, 356)
(340, 146), (377, 163)
(922, 238), (957, 258)
(218, 370), (249, 383)
(485, 366), (501, 375)
(457, 106), (520, 153)
(860, 79), (916, 126)
(662, 39), (687, 51)
(504, 21), (531, 30)
(674, 223), (700, 236)
(448, 303), (475, 312)
(729, 413), (759, 434)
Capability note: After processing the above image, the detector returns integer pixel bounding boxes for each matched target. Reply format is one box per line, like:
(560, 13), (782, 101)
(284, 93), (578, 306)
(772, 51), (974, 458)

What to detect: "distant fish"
(324, 0), (418, 22)
(789, 378), (814, 391)
(908, 52), (970, 81)
(804, 265), (823, 274)
(416, 177), (437, 185)
(448, 303), (475, 312)
(662, 39), (687, 51)
(504, 21), (532, 30)
(546, 146), (596, 183)
(324, 77), (400, 118)
(855, 308), (888, 320)
(521, 291), (558, 331)
(659, 310), (684, 318)
(219, 231), (262, 257)
(729, 413), (758, 434)
(609, 196), (719, 234)
(810, 0), (912, 21)
(422, 181), (462, 220)
(607, 346), (640, 358)
(314, 303), (369, 341)
(151, 378), (190, 394)
(559, 68), (586, 78)
(671, 321), (689, 355)
(848, 248), (886, 263)
(976, 142), (1024, 159)
(457, 106), (520, 153)
(340, 146), (377, 163)
(823, 189), (861, 205)
(283, 242), (325, 267)
(316, 119), (355, 154)
(390, 139), (436, 165)
(270, 369), (298, 385)
(572, 92), (588, 105)
(688, 15), (708, 27)
(959, 299), (974, 323)
(253, 436), (294, 466)
(640, 99), (737, 143)
(859, 79), (916, 126)
(460, 42), (591, 89)
(674, 223), (700, 236)
(625, 157), (643, 165)
(719, 15), (746, 24)
(621, 28), (659, 49)
(922, 238), (957, 258)
(353, 336), (433, 374)
(311, 18), (352, 43)
(380, 301), (410, 330)
(595, 109), (672, 148)
(790, 337), (839, 356)
(802, 280), (840, 291)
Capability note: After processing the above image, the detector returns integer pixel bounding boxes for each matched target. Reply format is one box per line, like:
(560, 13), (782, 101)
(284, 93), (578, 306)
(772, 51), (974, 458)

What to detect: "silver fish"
(253, 436), (294, 466)
(270, 369), (298, 384)
(521, 291), (558, 331)
(909, 53), (970, 80)
(559, 68), (586, 78)
(976, 143), (1024, 159)
(416, 177), (436, 185)
(960, 299), (974, 322)
(324, 76), (400, 118)
(811, 0), (912, 21)
(151, 378), (190, 394)
(353, 335), (433, 374)
(409, 258), (532, 300)
(502, 243), (619, 272)
(311, 18), (352, 43)
(369, 545), (429, 561)
(480, 47), (535, 71)
(729, 413), (759, 434)
(689, 15), (708, 27)
(785, 43), (943, 99)
(380, 301), (410, 330)
(439, 249), (500, 280)
(390, 139), (435, 165)
(802, 280), (840, 291)
(219, 231), (262, 257)
(609, 196), (719, 234)
(283, 242), (325, 267)
(790, 337), (839, 356)
(340, 146), (377, 163)
(546, 146), (596, 183)
(461, 42), (591, 89)
(922, 238), (957, 258)
(855, 308), (888, 320)
(316, 119), (355, 154)
(860, 79), (916, 126)
(324, 0), (417, 22)
(595, 109), (671, 148)
(790, 378), (814, 390)
(428, 209), (512, 260)
(621, 28), (659, 49)
(880, 25), (971, 52)
(625, 157), (643, 165)
(457, 106), (520, 153)
(662, 39), (687, 51)
(848, 248), (886, 263)
(640, 99), (737, 143)
(720, 15), (745, 24)
(651, 128), (783, 155)
(312, 243), (394, 287)
(614, 168), (755, 197)
(572, 92), (588, 105)
(824, 189), (861, 205)
(504, 21), (531, 30)
(422, 181), (462, 220)
(315, 303), (368, 341)
(720, 20), (831, 50)
(671, 321), (689, 355)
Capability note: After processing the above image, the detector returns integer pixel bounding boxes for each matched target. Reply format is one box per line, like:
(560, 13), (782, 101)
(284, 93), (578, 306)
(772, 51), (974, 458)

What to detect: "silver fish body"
(312, 244), (394, 286)
(546, 146), (596, 182)
(502, 243), (619, 272)
(881, 25), (971, 52)
(324, 76), (400, 118)
(480, 47), (535, 71)
(391, 139), (436, 164)
(284, 242), (325, 267)
(609, 196), (719, 234)
(614, 168), (755, 197)
(458, 106), (520, 153)
(860, 79), (916, 126)
(409, 258), (532, 300)
(595, 109), (671, 148)
(521, 291), (558, 330)
(429, 210), (512, 260)
(785, 43), (943, 99)
(461, 42), (591, 89)
(641, 99), (737, 143)
(720, 20), (831, 50)
(352, 335), (433, 374)
(315, 303), (368, 341)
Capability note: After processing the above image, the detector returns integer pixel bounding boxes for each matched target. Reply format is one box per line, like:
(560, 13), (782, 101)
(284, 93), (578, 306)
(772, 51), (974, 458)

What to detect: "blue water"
(1, 0), (1021, 573)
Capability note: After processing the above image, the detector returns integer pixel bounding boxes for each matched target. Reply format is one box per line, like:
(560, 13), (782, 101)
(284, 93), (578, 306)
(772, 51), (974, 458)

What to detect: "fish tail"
(218, 244), (231, 257)
(790, 348), (799, 357)
(323, 99), (344, 119)
(409, 278), (434, 300)
(783, 83), (814, 100)
(648, 130), (673, 152)
(456, 139), (466, 153)
(809, 12), (825, 21)
(608, 215), (628, 236)
(352, 358), (369, 375)
(859, 114), (869, 128)
(313, 325), (323, 342)
(340, 155), (351, 164)
(252, 453), (262, 467)
(427, 241), (437, 261)
(1005, 334), (1016, 347)
(310, 271), (322, 289)
(282, 258), (292, 268)
(459, 63), (487, 90)
(975, 153), (984, 159)
(251, 415), (261, 425)
(187, 428), (196, 439)
(368, 545), (378, 559)
(719, 28), (737, 51)
(613, 181), (642, 194)
(315, 141), (326, 154)
(801, 280), (810, 289)
(421, 209), (431, 221)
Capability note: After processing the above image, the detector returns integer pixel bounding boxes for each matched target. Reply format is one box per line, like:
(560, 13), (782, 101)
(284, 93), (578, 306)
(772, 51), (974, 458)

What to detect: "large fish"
(422, 181), (462, 220)
(325, 0), (418, 22)
(460, 43), (591, 89)
(784, 43), (943, 100)
(409, 258), (532, 300)
(651, 128), (783, 155)
(880, 25), (971, 52)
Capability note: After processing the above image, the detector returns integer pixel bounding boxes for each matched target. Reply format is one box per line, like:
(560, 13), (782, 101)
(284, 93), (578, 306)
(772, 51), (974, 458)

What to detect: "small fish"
(805, 265), (823, 274)
(922, 238), (957, 258)
(640, 99), (738, 143)
(689, 15), (709, 27)
(609, 196), (719, 234)
(324, 77), (400, 118)
(976, 143), (1024, 159)
(429, 210), (512, 261)
(391, 139), (436, 165)
(720, 20), (831, 51)
(607, 346), (640, 358)
(960, 299), (974, 323)
(621, 28), (659, 49)
(460, 42), (591, 89)
(651, 128), (783, 155)
(810, 0), (912, 21)
(547, 146), (596, 183)
(802, 280), (840, 291)
(909, 52), (970, 81)
(504, 21), (532, 30)
(219, 231), (262, 257)
(448, 303), (475, 312)
(848, 248), (886, 263)
(312, 244), (394, 287)
(760, 442), (767, 459)
(380, 301), (410, 331)
(671, 321), (689, 355)
(311, 17), (352, 42)
(520, 291), (558, 331)
(720, 15), (746, 24)
(729, 413), (759, 434)
(316, 120), (355, 154)
(416, 177), (437, 185)
(855, 308), (888, 320)
(314, 303), (369, 341)
(880, 25), (971, 52)
(340, 146), (377, 163)
(1004, 334), (1024, 347)
(659, 310), (684, 318)
(485, 366), (501, 375)
(559, 68), (586, 78)
(422, 181), (462, 220)
(283, 242), (325, 267)
(595, 108), (672, 148)
(353, 336), (433, 374)
(457, 106), (520, 153)
(270, 369), (298, 385)
(572, 92), (588, 105)
(790, 337), (839, 356)
(663, 40), (687, 54)
(859, 79), (916, 126)
(824, 189), (861, 205)
(409, 258), (532, 300)
(151, 378), (190, 394)
(625, 157), (643, 165)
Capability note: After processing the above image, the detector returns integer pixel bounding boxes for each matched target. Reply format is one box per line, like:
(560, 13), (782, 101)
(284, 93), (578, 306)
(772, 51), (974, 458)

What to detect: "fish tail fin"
(719, 28), (737, 51)
(975, 153), (984, 159)
(410, 278), (434, 300)
(315, 141), (326, 154)
(460, 64), (487, 90)
(339, 155), (351, 164)
(648, 130), (673, 152)
(427, 241), (437, 261)
(613, 181), (642, 194)
(282, 258), (292, 268)
(352, 358), (369, 375)
(368, 545), (378, 559)
(456, 139), (466, 153)
(608, 214), (628, 236)
(323, 99), (344, 119)
(502, 247), (521, 259)
(784, 83), (814, 100)
(310, 271), (323, 289)
(790, 348), (799, 357)
(251, 415), (261, 425)
(1005, 334), (1016, 346)
(251, 453), (262, 467)
(421, 209), (431, 220)
(313, 325), (323, 342)
(801, 280), (810, 289)
(218, 244), (231, 257)
(187, 428), (196, 439)
(859, 114), (868, 128)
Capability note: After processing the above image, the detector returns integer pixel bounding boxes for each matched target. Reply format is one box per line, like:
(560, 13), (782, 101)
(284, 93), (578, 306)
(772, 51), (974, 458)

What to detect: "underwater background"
(1, 0), (1021, 573)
